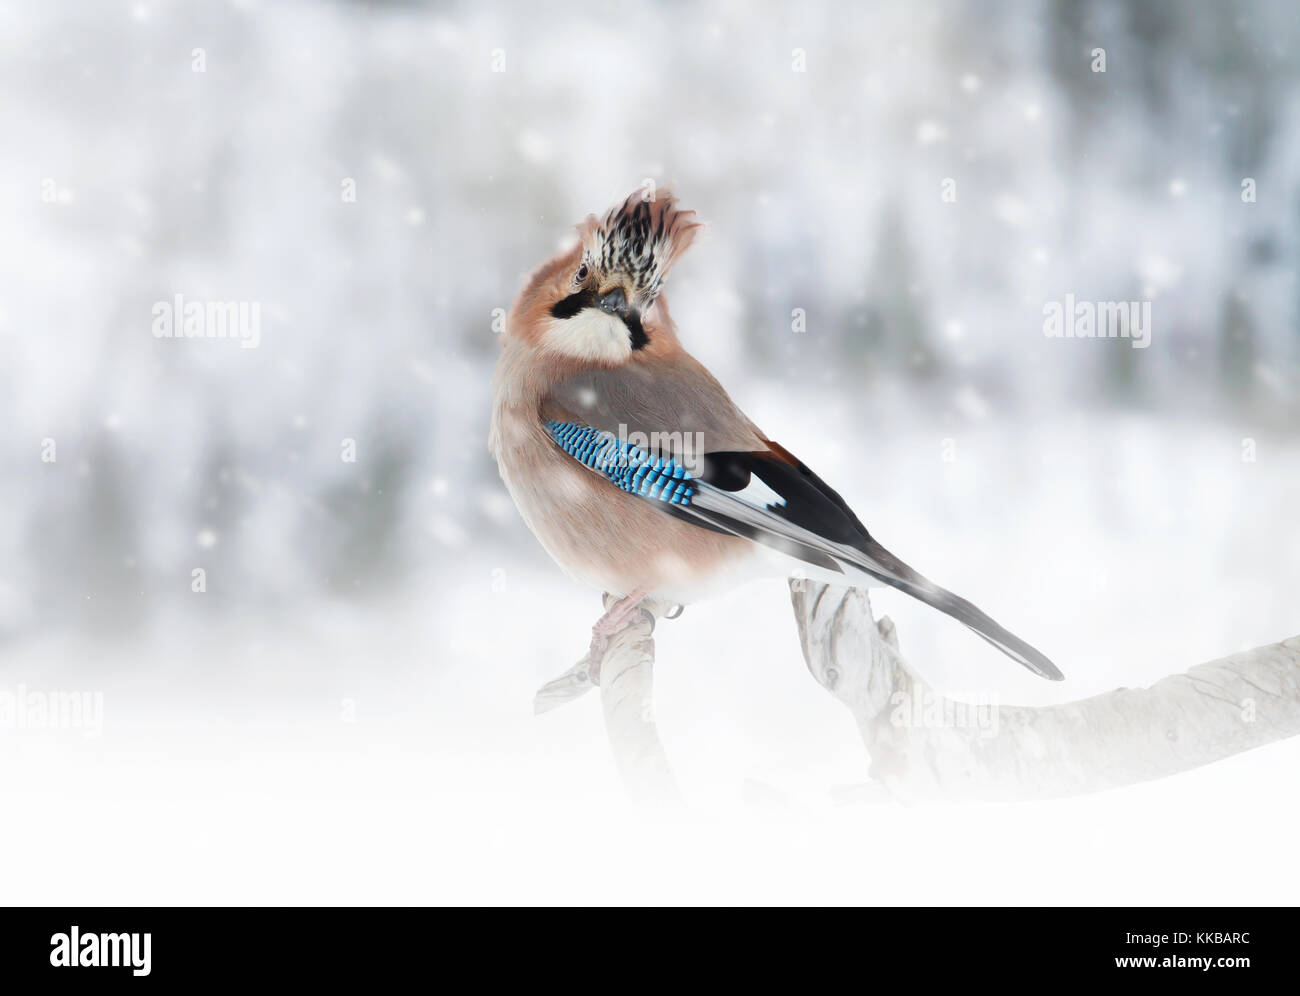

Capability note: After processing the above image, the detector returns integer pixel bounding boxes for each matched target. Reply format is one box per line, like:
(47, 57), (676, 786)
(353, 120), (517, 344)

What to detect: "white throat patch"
(543, 310), (632, 364)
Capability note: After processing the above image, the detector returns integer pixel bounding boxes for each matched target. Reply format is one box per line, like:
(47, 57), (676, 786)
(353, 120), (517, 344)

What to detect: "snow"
(1, 0), (1297, 904)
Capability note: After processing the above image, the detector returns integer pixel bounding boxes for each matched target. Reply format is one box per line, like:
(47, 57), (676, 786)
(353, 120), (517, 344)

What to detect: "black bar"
(0, 908), (1285, 984)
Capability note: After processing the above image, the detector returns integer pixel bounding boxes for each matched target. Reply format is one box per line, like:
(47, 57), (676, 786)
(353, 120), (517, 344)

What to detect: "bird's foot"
(534, 590), (666, 711)
(587, 588), (650, 685)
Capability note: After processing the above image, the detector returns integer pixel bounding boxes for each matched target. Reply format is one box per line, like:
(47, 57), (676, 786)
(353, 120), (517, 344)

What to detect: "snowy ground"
(5, 408), (1297, 905)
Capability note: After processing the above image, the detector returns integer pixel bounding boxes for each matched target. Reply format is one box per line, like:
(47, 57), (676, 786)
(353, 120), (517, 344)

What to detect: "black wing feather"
(701, 448), (869, 545)
(696, 445), (1063, 681)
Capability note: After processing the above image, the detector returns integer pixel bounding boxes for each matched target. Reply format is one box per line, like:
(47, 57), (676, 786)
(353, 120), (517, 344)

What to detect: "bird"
(489, 188), (1063, 682)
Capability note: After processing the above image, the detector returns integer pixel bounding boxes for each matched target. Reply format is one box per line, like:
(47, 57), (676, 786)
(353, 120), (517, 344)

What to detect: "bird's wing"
(544, 354), (768, 457)
(542, 360), (1063, 680)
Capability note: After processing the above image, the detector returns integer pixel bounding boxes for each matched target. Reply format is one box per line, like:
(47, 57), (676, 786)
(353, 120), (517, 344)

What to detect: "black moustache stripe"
(625, 310), (649, 351)
(550, 290), (595, 319)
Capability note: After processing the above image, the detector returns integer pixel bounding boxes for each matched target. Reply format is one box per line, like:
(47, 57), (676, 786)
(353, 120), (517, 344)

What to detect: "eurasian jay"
(489, 188), (1062, 681)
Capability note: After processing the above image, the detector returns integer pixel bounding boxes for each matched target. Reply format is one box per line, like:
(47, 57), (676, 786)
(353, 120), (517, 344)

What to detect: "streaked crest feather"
(576, 188), (701, 307)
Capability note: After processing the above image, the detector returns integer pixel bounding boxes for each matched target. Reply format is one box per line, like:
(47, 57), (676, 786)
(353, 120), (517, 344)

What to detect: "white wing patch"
(732, 474), (787, 510)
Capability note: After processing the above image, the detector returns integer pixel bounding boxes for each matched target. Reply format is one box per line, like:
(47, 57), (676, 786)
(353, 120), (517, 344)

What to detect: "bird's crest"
(577, 188), (701, 307)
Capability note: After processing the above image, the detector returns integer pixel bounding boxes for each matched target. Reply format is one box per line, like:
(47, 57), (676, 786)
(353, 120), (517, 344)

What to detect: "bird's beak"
(594, 280), (648, 350)
(596, 285), (631, 317)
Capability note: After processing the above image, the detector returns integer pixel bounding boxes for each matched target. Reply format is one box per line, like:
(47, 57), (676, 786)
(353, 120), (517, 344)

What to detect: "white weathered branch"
(535, 596), (680, 802)
(790, 580), (1300, 802)
(537, 581), (1299, 804)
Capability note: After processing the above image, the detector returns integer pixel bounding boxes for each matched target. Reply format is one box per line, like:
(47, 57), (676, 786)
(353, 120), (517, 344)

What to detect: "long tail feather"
(845, 537), (1064, 681)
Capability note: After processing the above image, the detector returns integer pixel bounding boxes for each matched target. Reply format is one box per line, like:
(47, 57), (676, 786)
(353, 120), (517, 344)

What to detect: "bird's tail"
(844, 536), (1064, 681)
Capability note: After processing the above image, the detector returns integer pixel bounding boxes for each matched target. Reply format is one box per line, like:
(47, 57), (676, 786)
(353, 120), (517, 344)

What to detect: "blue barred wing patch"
(545, 420), (695, 505)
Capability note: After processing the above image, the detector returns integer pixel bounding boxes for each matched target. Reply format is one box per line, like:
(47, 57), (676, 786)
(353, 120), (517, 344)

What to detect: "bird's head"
(508, 188), (701, 365)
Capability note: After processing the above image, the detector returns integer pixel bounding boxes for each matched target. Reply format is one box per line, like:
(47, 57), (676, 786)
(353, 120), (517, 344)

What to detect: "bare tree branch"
(790, 580), (1300, 802)
(538, 581), (1298, 805)
(535, 596), (680, 802)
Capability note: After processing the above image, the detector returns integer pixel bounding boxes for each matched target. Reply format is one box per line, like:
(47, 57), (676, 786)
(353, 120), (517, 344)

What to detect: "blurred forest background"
(1, 0), (1297, 647)
(6, 0), (1300, 908)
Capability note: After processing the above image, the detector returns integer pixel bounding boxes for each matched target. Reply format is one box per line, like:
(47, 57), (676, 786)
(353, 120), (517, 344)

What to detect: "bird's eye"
(575, 263), (589, 282)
